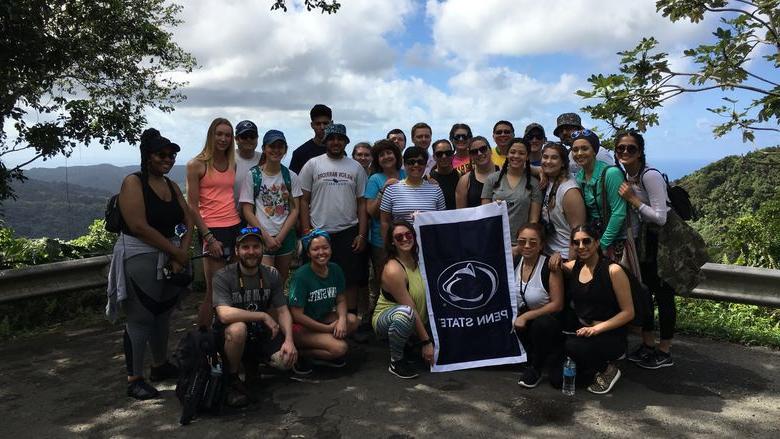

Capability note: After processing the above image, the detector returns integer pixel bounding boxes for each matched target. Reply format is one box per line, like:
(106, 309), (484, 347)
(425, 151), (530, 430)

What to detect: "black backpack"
(104, 172), (142, 233)
(600, 261), (652, 328)
(641, 168), (696, 221)
(173, 327), (227, 425)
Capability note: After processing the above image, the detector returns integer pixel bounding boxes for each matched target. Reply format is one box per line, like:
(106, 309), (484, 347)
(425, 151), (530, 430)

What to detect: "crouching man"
(213, 227), (297, 408)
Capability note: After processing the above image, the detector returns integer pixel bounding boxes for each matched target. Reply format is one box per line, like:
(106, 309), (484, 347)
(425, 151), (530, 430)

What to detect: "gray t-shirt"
(299, 155), (367, 233)
(481, 171), (542, 244)
(212, 262), (286, 312)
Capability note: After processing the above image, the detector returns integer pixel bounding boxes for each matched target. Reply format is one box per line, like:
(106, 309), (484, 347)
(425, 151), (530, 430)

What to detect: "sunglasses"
(393, 231), (414, 242)
(570, 129), (595, 139)
(517, 238), (539, 247)
(405, 158), (427, 166)
(434, 150), (454, 158)
(240, 226), (261, 235)
(469, 145), (489, 156)
(616, 144), (639, 155)
(452, 134), (470, 142)
(153, 151), (177, 160)
(525, 133), (545, 140)
(237, 134), (259, 140)
(571, 237), (594, 247)
(494, 129), (513, 136)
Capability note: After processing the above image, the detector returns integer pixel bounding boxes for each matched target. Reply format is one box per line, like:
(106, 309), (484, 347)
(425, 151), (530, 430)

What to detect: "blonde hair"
(194, 118), (235, 172)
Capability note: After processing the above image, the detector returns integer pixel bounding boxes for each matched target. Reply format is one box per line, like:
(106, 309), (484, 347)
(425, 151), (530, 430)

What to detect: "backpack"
(641, 168), (696, 221)
(173, 327), (227, 425)
(249, 165), (292, 210)
(600, 261), (652, 328)
(104, 172), (142, 233)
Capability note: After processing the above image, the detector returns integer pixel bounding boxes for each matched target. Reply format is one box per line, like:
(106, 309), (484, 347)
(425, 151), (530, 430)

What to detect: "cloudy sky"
(15, 0), (777, 178)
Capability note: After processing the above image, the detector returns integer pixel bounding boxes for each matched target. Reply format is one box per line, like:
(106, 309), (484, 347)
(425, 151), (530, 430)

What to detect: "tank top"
(542, 179), (580, 259)
(199, 164), (241, 228)
(466, 171), (485, 208)
(372, 258), (428, 327)
(568, 259), (621, 325)
(122, 173), (184, 238)
(516, 254), (551, 310)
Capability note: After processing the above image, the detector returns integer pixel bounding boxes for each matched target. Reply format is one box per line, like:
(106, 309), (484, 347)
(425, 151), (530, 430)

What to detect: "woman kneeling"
(373, 221), (433, 379)
(288, 230), (359, 371)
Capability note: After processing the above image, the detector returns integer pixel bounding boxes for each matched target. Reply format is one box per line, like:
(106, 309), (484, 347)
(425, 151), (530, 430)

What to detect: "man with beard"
(212, 227), (297, 408)
(553, 112), (613, 177)
(289, 104), (332, 174)
(299, 123), (368, 320)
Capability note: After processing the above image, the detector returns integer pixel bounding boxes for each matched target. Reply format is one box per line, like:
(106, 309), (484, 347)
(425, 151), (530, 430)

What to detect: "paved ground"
(0, 295), (778, 439)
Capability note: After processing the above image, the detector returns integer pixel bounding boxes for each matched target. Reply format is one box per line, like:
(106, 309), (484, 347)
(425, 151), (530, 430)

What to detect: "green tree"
(577, 0), (779, 143)
(0, 0), (196, 202)
(272, 0), (341, 13)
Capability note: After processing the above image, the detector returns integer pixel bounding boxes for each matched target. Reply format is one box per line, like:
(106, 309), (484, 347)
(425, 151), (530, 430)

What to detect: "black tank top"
(122, 173), (184, 238)
(467, 171), (484, 208)
(568, 259), (621, 324)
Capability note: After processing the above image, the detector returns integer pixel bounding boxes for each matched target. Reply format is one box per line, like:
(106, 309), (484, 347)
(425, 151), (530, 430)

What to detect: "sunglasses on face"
(469, 145), (489, 156)
(570, 129), (595, 139)
(494, 130), (513, 136)
(393, 231), (414, 242)
(517, 238), (539, 247)
(238, 134), (259, 140)
(571, 237), (594, 247)
(405, 158), (426, 166)
(526, 133), (545, 141)
(434, 150), (454, 158)
(452, 134), (470, 142)
(154, 151), (177, 160)
(616, 144), (639, 155)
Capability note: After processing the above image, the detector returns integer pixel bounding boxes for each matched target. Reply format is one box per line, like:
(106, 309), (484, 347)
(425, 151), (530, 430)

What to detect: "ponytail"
(493, 159), (508, 190)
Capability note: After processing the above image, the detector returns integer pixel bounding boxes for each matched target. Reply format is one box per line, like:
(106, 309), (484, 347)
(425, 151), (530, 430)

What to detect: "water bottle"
(203, 360), (223, 409)
(562, 357), (576, 396)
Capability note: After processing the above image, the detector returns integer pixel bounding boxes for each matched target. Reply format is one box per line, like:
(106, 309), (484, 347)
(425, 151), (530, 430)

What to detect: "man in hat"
(290, 104), (333, 174)
(212, 227), (298, 408)
(298, 123), (368, 317)
(523, 123), (546, 166)
(234, 120), (262, 206)
(553, 112), (614, 177)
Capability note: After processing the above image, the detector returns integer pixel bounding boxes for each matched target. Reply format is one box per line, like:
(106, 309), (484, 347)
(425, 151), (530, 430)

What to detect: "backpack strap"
(598, 165), (613, 225)
(280, 165), (292, 194)
(250, 165), (263, 209)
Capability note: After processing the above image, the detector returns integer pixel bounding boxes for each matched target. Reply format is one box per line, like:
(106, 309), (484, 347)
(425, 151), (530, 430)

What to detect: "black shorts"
(329, 225), (363, 288)
(214, 321), (284, 363)
(200, 222), (244, 257)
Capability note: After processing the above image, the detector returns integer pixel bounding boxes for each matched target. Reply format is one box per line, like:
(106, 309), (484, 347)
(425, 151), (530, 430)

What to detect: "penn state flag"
(414, 202), (525, 372)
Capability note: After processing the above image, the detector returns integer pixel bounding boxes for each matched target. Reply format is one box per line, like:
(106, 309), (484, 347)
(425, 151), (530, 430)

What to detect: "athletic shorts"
(263, 231), (297, 257)
(200, 222), (244, 257)
(329, 225), (362, 288)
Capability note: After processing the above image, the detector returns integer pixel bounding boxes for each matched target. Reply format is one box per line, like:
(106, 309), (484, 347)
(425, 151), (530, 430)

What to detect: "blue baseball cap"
(235, 120), (258, 137)
(262, 129), (287, 146)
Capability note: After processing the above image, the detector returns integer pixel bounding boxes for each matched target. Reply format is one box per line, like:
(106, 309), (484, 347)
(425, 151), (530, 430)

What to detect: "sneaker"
(517, 366), (542, 388)
(638, 350), (674, 370)
(126, 379), (160, 400)
(587, 363), (622, 395)
(225, 377), (251, 408)
(388, 359), (419, 379)
(292, 358), (314, 376)
(149, 361), (180, 382)
(311, 356), (347, 368)
(627, 344), (654, 363)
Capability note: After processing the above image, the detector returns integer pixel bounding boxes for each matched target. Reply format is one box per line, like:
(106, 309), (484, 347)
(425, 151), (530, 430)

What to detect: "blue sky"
(10, 0), (777, 179)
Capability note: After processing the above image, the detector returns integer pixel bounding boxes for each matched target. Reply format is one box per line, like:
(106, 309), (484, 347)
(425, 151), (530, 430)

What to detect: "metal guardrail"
(0, 258), (778, 307)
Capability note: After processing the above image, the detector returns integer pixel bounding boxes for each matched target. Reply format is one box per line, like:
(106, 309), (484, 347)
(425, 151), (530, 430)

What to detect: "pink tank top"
(199, 165), (240, 227)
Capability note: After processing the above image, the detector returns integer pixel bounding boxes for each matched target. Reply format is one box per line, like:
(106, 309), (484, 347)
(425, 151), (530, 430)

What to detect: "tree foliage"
(0, 0), (196, 202)
(271, 0), (341, 13)
(577, 0), (780, 143)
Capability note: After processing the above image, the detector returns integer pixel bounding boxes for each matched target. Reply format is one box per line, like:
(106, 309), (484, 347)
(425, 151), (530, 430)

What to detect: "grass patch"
(675, 297), (780, 348)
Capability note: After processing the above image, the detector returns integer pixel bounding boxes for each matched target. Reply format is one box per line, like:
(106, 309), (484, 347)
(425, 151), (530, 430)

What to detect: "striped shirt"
(380, 180), (445, 223)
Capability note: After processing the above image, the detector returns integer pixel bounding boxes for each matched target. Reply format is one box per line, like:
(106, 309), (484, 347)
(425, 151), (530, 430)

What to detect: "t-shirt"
(452, 155), (472, 175)
(365, 170), (406, 248)
(238, 166), (303, 236)
(288, 262), (345, 321)
(492, 148), (506, 168)
(380, 180), (445, 224)
(289, 139), (326, 174)
(430, 168), (460, 210)
(299, 155), (367, 233)
(234, 151), (262, 204)
(481, 172), (542, 244)
(212, 263), (286, 313)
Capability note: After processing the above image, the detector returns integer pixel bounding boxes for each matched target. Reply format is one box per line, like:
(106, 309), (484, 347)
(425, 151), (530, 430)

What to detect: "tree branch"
(703, 5), (780, 43)
(9, 153), (46, 171)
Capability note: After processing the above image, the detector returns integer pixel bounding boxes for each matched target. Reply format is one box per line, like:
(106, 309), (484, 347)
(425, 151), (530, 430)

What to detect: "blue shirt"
(365, 170), (405, 247)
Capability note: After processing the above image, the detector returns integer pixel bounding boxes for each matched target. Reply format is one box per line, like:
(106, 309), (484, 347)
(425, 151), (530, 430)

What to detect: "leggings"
(639, 230), (677, 340)
(123, 253), (180, 377)
(517, 313), (563, 370)
(564, 328), (626, 374)
(374, 305), (417, 362)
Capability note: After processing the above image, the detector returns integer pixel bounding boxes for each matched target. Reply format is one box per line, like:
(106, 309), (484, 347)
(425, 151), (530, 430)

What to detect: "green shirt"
(577, 160), (627, 249)
(288, 262), (345, 321)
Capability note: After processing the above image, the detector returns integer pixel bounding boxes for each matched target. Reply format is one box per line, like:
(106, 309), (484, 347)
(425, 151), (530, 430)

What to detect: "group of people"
(107, 104), (683, 407)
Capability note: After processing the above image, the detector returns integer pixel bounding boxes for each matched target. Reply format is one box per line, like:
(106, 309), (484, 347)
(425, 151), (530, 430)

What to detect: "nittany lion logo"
(437, 261), (498, 310)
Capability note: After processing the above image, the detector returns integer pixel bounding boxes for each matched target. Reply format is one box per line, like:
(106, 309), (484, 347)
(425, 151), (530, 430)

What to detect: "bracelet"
(357, 234), (366, 240)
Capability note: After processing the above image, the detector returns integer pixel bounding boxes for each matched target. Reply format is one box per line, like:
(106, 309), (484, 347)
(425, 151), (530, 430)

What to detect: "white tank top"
(516, 254), (549, 310)
(542, 179), (579, 259)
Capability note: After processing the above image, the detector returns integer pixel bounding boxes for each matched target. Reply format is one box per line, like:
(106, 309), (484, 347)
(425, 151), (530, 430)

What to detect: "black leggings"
(564, 328), (626, 374)
(639, 231), (677, 340)
(518, 313), (563, 370)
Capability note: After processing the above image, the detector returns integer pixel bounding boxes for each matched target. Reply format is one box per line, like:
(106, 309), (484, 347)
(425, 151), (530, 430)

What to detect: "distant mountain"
(24, 164), (186, 192)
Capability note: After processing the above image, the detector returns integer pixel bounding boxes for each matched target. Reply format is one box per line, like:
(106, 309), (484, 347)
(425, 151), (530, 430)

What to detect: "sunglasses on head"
(616, 144), (639, 155)
(452, 134), (470, 142)
(434, 150), (454, 158)
(469, 145), (489, 156)
(405, 158), (426, 166)
(240, 226), (261, 235)
(393, 231), (414, 242)
(571, 237), (594, 246)
(154, 151), (177, 160)
(570, 129), (595, 139)
(494, 129), (513, 136)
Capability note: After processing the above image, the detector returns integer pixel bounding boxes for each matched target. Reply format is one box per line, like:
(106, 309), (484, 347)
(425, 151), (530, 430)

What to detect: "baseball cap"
(235, 120), (258, 137)
(262, 129), (287, 146)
